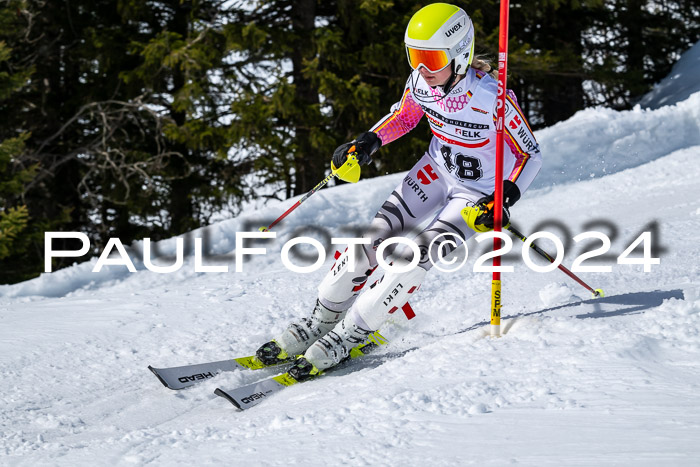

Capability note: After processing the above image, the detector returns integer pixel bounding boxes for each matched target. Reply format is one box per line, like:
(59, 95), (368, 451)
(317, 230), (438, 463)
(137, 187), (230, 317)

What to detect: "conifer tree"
(0, 7), (43, 281)
(0, 0), (698, 284)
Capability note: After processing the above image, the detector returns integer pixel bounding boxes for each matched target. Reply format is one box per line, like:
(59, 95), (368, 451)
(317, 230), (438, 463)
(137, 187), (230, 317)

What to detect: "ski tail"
(149, 356), (292, 390)
(148, 365), (171, 388)
(214, 388), (244, 409)
(214, 375), (295, 410)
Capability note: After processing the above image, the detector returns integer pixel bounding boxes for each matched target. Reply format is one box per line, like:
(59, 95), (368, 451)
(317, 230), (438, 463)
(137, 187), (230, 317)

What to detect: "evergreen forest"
(0, 0), (698, 283)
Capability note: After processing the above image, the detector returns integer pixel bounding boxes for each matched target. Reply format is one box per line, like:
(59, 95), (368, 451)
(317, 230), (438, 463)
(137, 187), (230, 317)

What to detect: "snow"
(2, 46), (700, 465)
(531, 92), (700, 190)
(639, 41), (700, 110)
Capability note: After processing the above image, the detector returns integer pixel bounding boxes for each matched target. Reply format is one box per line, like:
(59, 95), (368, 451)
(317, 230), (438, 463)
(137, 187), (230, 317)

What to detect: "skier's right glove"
(331, 131), (381, 171)
(461, 180), (521, 232)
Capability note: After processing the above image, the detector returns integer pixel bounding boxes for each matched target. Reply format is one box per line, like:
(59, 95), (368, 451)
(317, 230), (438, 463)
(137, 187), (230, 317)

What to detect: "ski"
(148, 355), (294, 390)
(214, 330), (389, 410)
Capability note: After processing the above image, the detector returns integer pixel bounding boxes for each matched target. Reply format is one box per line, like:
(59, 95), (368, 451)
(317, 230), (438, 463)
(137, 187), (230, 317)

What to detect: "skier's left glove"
(331, 131), (381, 171)
(461, 180), (521, 232)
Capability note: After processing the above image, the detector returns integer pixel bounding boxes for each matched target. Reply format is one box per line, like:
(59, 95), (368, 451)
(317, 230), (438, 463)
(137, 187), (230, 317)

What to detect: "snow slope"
(639, 41), (700, 110)
(2, 60), (700, 465)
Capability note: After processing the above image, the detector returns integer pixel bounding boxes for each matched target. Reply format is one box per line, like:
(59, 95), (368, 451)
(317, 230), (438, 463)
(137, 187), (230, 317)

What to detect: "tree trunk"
(290, 0), (322, 195)
(168, 2), (196, 234)
(539, 3), (585, 127)
(624, 0), (647, 101)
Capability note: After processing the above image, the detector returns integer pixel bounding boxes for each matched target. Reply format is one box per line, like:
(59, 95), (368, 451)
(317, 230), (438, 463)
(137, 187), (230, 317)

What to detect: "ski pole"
(259, 171), (337, 232)
(259, 153), (361, 232)
(506, 224), (605, 298)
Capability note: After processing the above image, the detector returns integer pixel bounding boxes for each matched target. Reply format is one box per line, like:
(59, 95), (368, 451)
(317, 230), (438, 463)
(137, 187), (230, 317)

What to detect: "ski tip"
(214, 388), (243, 410)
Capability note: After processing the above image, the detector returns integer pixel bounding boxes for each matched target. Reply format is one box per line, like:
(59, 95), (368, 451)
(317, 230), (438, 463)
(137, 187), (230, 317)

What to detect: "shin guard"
(352, 266), (427, 331)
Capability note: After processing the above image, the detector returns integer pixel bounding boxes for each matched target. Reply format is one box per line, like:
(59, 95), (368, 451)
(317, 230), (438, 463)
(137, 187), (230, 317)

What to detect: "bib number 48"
(439, 146), (483, 181)
(455, 154), (483, 181)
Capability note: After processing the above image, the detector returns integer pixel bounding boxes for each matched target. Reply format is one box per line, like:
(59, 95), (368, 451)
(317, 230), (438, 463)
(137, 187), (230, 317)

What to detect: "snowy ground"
(639, 40), (700, 110)
(2, 48), (700, 465)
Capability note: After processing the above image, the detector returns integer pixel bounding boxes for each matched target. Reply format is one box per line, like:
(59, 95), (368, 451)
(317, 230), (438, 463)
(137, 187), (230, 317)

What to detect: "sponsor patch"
(424, 107), (488, 130)
(240, 392), (266, 404)
(426, 114), (444, 128)
(445, 22), (462, 38)
(178, 372), (215, 383)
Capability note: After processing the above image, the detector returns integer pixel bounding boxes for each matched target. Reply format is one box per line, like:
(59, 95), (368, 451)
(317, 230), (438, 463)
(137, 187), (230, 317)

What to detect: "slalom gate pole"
(491, 0), (510, 337)
(259, 172), (337, 232)
(506, 225), (605, 298)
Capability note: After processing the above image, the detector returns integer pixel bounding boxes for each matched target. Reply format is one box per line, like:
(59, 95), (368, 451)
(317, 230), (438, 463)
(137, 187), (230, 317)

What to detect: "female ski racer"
(256, 3), (542, 381)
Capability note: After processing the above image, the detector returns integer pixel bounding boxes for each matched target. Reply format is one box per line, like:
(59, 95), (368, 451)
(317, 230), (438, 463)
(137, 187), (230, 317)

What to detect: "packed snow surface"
(2, 53), (700, 465)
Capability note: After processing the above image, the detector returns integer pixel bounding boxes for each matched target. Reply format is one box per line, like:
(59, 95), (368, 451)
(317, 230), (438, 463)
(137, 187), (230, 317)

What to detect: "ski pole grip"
(333, 153), (361, 183)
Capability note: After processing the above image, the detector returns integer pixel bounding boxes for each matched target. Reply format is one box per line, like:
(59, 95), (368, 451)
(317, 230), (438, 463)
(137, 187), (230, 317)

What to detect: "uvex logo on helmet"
(445, 22), (462, 38)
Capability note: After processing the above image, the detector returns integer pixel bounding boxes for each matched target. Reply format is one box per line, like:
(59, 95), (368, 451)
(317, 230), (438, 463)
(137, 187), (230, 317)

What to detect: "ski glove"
(461, 180), (521, 232)
(331, 131), (381, 170)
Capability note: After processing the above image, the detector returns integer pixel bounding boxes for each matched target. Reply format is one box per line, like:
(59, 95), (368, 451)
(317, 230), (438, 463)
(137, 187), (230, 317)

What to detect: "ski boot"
(303, 315), (372, 372)
(255, 299), (345, 365)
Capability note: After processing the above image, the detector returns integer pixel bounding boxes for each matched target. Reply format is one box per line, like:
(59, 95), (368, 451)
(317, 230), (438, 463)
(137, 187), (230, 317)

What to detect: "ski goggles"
(405, 33), (475, 73)
(405, 46), (453, 73)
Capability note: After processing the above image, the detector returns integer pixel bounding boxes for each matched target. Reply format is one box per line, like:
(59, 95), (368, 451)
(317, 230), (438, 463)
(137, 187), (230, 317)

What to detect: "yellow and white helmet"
(404, 3), (475, 75)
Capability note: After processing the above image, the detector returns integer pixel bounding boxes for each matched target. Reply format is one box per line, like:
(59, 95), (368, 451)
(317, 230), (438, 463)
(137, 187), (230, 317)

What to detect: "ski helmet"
(404, 3), (475, 75)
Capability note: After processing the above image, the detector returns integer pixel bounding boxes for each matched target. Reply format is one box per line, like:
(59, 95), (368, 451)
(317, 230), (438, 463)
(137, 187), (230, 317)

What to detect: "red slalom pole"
(491, 0), (510, 337)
